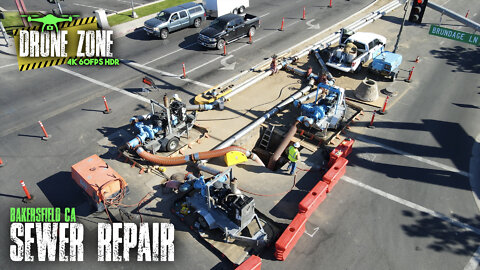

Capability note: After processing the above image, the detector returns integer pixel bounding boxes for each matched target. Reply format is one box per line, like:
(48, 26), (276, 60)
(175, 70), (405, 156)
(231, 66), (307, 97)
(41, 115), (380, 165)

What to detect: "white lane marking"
(0, 63), (16, 69)
(184, 20), (300, 76)
(356, 136), (470, 177)
(54, 66), (150, 103)
(464, 246), (480, 270)
(143, 12), (270, 66)
(304, 227), (319, 237)
(143, 42), (197, 65)
(219, 55), (236, 70)
(116, 0), (141, 5)
(342, 176), (480, 235)
(72, 3), (117, 13)
(124, 61), (213, 88)
(306, 19), (320, 30)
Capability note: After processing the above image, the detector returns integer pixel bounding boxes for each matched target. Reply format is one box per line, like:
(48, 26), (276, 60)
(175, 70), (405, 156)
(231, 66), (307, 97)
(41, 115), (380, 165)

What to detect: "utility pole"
(56, 0), (63, 15)
(393, 0), (409, 53)
(130, 0), (138, 18)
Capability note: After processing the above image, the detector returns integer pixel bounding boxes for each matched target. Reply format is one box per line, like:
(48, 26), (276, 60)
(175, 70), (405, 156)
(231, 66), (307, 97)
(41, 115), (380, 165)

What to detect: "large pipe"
(136, 146), (265, 166)
(197, 163), (223, 176)
(186, 104), (214, 111)
(267, 121), (299, 170)
(214, 78), (315, 150)
(213, 57), (297, 105)
(427, 1), (480, 32)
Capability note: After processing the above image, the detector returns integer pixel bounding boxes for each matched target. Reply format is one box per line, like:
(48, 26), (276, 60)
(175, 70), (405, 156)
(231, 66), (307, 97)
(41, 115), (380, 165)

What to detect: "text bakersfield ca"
(18, 29), (113, 58)
(10, 207), (174, 262)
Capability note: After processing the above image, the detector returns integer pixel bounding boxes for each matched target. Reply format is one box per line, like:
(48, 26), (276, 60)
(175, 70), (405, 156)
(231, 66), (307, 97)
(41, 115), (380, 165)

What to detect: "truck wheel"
(355, 62), (363, 74)
(248, 26), (256, 38)
(238, 6), (245, 14)
(166, 137), (179, 152)
(232, 8), (238, 14)
(216, 39), (226, 50)
(391, 71), (398, 82)
(193, 18), (201, 28)
(160, 28), (168, 39)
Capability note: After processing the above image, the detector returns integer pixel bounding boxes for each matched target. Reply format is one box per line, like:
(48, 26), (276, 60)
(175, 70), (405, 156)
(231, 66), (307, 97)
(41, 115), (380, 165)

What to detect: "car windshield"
(156, 11), (170, 21)
(209, 19), (227, 30)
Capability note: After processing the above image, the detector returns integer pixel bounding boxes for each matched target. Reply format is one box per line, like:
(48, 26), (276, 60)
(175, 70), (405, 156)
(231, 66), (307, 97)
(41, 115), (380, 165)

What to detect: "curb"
(107, 0), (166, 16)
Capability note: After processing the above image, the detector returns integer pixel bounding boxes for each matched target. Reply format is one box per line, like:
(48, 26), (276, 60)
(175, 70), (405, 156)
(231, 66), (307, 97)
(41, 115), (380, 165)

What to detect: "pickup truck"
(326, 28), (386, 73)
(144, 2), (206, 39)
(197, 13), (259, 50)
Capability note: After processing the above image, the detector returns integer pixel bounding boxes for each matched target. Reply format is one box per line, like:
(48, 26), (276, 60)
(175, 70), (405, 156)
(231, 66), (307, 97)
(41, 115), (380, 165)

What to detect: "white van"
(202, 0), (250, 17)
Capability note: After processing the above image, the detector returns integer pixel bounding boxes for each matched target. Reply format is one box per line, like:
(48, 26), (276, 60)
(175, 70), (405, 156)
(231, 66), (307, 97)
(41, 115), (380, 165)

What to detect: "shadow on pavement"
(401, 210), (480, 256)
(37, 171), (93, 217)
(430, 46), (480, 74)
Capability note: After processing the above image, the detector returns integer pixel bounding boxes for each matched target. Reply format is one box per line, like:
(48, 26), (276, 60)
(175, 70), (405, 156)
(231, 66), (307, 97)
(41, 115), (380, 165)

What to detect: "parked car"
(144, 2), (206, 39)
(368, 51), (403, 81)
(326, 28), (386, 73)
(197, 13), (259, 50)
(203, 0), (250, 17)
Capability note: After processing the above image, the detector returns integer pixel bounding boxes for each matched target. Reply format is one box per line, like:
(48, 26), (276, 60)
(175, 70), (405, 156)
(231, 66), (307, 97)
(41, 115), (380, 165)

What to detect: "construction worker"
(270, 55), (279, 74)
(286, 142), (301, 175)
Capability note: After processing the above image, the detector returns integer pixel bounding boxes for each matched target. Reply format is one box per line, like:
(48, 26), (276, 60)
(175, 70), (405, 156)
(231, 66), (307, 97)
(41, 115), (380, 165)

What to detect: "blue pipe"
(127, 121), (162, 149)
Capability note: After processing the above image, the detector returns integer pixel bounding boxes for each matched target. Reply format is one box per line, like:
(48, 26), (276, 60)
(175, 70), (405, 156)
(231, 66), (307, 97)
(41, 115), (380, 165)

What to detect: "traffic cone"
(20, 180), (34, 203)
(0, 157), (4, 167)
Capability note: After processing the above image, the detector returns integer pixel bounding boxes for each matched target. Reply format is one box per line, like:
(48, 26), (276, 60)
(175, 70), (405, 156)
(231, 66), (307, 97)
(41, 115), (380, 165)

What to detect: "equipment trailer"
(171, 167), (279, 264)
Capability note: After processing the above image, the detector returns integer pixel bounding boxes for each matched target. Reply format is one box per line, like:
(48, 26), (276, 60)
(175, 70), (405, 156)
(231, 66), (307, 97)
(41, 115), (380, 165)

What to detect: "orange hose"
(135, 146), (262, 166)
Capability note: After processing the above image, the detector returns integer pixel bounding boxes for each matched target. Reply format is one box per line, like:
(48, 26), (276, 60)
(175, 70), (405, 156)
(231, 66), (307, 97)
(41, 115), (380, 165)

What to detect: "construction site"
(1, 0), (479, 269)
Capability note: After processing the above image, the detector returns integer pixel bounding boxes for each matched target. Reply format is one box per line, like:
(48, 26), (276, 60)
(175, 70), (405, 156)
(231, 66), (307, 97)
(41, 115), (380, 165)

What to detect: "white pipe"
(214, 79), (315, 150)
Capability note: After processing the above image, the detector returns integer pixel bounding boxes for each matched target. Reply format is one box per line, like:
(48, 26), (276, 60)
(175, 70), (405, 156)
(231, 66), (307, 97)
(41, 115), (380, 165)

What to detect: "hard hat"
(172, 94), (181, 101)
(293, 142), (300, 148)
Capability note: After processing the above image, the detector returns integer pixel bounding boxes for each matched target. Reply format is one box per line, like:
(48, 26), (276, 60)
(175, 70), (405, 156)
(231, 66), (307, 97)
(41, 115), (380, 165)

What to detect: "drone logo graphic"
(20, 14), (80, 32)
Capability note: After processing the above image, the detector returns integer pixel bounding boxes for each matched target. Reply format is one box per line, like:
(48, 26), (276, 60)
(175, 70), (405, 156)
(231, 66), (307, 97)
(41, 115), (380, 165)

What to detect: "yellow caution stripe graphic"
(13, 17), (98, 71)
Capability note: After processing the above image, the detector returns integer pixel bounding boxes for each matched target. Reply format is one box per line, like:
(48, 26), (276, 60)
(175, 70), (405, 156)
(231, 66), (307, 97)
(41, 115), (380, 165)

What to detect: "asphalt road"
(263, 1), (480, 269)
(0, 0), (479, 269)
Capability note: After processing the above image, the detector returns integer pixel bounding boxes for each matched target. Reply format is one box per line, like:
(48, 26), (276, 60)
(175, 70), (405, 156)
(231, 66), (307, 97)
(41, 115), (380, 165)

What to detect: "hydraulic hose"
(135, 146), (265, 166)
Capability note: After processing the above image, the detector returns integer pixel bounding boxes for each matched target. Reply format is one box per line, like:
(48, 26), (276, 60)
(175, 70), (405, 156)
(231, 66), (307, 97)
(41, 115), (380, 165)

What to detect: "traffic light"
(408, 0), (428, 24)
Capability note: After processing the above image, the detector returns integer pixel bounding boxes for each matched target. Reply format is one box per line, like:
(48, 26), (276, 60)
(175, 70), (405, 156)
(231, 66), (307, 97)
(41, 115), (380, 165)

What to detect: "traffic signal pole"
(393, 0), (409, 53)
(427, 1), (480, 32)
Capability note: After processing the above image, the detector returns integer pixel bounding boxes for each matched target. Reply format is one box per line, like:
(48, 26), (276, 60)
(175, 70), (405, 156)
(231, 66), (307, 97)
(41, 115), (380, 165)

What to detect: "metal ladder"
(259, 125), (275, 150)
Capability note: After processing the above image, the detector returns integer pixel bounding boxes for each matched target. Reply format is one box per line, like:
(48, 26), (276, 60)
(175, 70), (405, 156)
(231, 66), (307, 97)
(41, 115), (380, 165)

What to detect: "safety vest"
(288, 146), (299, 162)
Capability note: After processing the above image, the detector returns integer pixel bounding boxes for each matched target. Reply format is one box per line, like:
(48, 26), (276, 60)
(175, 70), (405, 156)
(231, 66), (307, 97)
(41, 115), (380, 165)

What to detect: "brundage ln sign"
(429, 25), (480, 46)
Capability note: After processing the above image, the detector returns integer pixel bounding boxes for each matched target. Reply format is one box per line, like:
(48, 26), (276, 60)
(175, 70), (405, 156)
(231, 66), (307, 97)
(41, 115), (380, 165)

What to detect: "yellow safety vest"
(288, 146), (299, 162)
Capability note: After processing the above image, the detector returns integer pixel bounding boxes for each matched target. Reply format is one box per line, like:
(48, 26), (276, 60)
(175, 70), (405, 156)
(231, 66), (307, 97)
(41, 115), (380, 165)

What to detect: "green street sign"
(429, 25), (480, 46)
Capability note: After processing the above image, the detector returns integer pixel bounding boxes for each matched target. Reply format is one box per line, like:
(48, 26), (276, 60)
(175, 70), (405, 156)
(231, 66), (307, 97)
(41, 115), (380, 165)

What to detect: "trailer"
(203, 0), (250, 17)
(171, 167), (279, 264)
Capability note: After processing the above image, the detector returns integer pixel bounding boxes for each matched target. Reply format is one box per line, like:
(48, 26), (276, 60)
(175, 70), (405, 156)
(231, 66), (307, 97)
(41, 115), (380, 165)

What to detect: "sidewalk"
(109, 13), (156, 39)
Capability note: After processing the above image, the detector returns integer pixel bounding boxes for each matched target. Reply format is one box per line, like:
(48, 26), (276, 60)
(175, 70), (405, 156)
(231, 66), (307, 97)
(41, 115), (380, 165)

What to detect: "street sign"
(429, 25), (480, 46)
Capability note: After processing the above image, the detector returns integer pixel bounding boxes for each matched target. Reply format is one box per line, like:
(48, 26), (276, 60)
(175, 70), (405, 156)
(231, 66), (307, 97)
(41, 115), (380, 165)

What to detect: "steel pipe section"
(214, 78), (315, 150)
(267, 121), (299, 170)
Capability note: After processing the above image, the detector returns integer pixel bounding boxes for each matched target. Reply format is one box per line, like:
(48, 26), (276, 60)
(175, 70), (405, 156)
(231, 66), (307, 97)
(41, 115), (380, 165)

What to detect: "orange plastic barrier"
(236, 255), (262, 270)
(275, 213), (308, 261)
(298, 181), (328, 218)
(323, 157), (348, 193)
(328, 138), (355, 167)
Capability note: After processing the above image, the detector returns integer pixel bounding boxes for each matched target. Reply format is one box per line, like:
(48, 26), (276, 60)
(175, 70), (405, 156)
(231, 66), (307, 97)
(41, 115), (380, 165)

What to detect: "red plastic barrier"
(275, 213), (308, 261)
(328, 138), (355, 167)
(236, 255), (262, 270)
(298, 181), (328, 218)
(323, 157), (348, 193)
